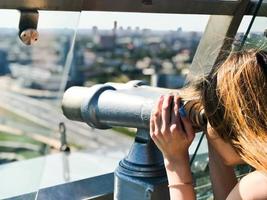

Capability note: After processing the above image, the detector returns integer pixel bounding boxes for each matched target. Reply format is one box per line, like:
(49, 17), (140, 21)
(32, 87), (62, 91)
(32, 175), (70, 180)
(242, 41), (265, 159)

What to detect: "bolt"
(145, 188), (153, 199)
(142, 0), (152, 5)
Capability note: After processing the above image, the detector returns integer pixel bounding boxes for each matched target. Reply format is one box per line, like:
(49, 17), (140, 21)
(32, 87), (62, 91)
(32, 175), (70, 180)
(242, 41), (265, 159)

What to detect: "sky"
(0, 9), (266, 32)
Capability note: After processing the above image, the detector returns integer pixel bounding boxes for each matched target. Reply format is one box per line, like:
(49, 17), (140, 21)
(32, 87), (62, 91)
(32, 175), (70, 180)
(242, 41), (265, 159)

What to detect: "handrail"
(0, 0), (266, 16)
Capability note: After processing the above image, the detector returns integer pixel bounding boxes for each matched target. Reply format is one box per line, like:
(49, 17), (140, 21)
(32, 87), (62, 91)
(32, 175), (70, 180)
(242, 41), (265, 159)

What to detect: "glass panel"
(0, 10), (81, 199)
(77, 11), (211, 199)
(0, 9), (248, 200)
(77, 11), (209, 88)
(240, 16), (267, 49)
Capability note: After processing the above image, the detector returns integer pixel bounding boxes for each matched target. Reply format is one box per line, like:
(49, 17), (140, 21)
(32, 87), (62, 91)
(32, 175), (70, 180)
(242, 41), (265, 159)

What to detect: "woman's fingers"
(171, 95), (195, 142)
(150, 96), (170, 151)
(150, 96), (164, 139)
(154, 96), (163, 133)
(161, 95), (173, 133)
(150, 94), (195, 142)
(171, 95), (182, 129)
(180, 106), (195, 142)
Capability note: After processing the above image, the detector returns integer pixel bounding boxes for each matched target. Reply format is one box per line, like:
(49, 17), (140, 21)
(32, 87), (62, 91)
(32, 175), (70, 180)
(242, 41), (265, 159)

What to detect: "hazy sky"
(0, 9), (266, 32)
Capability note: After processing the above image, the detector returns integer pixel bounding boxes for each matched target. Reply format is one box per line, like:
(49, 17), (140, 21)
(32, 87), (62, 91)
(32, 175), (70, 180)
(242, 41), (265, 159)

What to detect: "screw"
(142, 0), (152, 5)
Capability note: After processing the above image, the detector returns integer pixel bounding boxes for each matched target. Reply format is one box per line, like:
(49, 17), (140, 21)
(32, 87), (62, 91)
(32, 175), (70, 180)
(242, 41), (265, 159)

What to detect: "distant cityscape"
(0, 24), (202, 93)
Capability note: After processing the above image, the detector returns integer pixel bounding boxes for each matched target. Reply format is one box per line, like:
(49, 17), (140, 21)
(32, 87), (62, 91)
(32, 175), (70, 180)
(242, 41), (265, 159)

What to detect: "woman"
(150, 49), (267, 199)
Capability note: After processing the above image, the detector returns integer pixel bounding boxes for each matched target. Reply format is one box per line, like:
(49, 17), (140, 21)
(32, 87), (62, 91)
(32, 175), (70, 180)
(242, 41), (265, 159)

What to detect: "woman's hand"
(150, 94), (196, 200)
(150, 94), (195, 166)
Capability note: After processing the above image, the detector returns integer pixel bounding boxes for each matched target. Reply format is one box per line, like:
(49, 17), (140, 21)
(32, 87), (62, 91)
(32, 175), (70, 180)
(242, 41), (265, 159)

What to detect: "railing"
(9, 173), (114, 200)
(0, 0), (266, 16)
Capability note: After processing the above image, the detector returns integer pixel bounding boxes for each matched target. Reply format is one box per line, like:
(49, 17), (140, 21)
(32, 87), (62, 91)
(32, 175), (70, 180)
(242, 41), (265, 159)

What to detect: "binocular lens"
(183, 100), (207, 131)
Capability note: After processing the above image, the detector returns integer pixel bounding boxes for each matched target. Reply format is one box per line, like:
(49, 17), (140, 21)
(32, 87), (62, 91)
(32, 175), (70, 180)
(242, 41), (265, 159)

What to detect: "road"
(0, 86), (132, 154)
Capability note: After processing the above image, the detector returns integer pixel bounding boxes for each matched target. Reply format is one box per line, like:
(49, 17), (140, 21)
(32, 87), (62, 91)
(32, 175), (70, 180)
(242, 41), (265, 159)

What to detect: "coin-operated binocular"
(62, 80), (206, 200)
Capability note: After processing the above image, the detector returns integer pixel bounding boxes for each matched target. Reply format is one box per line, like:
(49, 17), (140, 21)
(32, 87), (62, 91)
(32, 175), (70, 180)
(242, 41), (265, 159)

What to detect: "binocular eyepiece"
(62, 81), (207, 132)
(182, 100), (206, 132)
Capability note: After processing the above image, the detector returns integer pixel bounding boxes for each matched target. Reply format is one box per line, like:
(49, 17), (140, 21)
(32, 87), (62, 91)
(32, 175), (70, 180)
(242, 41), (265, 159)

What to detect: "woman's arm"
(227, 170), (267, 200)
(208, 140), (237, 200)
(150, 94), (196, 200)
(165, 154), (195, 200)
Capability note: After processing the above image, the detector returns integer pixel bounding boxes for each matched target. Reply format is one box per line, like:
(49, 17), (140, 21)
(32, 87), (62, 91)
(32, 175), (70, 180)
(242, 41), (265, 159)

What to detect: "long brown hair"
(199, 49), (267, 170)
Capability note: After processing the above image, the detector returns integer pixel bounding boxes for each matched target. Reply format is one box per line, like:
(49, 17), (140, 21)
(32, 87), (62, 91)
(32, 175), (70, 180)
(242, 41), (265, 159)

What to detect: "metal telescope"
(62, 80), (206, 132)
(61, 80), (206, 200)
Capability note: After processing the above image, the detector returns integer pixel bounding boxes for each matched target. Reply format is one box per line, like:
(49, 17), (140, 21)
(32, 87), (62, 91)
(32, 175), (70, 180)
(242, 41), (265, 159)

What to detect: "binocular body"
(62, 81), (206, 132)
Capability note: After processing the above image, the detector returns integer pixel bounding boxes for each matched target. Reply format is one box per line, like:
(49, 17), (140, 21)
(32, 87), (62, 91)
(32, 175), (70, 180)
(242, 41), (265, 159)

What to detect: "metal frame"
(0, 0), (266, 16)
(8, 173), (114, 200)
(189, 0), (250, 80)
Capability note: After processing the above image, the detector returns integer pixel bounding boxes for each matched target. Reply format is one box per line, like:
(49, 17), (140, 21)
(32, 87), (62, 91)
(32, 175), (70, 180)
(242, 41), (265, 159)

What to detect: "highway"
(0, 87), (132, 154)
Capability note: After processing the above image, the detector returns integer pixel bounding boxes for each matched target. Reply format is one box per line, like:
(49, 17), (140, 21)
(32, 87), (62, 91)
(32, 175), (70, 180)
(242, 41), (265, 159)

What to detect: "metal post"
(114, 129), (169, 200)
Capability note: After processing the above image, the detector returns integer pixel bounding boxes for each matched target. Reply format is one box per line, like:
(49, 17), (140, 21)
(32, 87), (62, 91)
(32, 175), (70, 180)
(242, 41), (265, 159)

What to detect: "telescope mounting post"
(114, 128), (169, 200)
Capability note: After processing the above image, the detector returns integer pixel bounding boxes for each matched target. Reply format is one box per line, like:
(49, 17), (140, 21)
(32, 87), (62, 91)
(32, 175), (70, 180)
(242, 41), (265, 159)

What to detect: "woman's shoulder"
(227, 170), (267, 200)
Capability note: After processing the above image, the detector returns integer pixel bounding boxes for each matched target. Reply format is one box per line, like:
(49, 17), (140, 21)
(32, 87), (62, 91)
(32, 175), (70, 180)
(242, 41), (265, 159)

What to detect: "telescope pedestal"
(114, 129), (169, 200)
